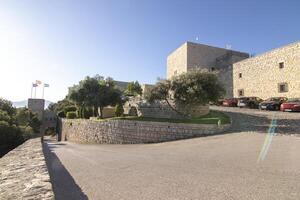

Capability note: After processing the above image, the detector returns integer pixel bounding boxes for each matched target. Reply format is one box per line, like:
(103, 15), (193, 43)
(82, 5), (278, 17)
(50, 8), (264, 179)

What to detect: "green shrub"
(66, 111), (77, 119)
(83, 107), (94, 119)
(0, 121), (23, 146)
(115, 104), (124, 117)
(0, 110), (11, 123)
(19, 125), (35, 140)
(58, 111), (66, 118)
(64, 106), (77, 115)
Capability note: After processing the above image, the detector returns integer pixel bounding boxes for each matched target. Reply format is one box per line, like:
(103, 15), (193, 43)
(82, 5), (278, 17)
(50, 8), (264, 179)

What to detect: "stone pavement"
(44, 107), (300, 200)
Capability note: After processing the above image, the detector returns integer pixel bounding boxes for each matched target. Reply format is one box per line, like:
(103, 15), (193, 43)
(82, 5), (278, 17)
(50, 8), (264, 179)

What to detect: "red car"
(280, 98), (300, 112)
(222, 98), (238, 107)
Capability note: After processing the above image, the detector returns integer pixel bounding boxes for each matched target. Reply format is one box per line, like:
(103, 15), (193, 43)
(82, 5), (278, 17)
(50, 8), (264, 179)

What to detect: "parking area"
(211, 105), (300, 135)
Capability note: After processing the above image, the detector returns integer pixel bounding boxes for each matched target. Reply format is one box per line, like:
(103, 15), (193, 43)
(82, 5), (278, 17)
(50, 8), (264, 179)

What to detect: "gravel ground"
(45, 107), (300, 200)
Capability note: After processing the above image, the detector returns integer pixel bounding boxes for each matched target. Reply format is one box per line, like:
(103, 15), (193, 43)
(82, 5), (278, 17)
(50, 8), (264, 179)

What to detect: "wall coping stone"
(0, 138), (54, 200)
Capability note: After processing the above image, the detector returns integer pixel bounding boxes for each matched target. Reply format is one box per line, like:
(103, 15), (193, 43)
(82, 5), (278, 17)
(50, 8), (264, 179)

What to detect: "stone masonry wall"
(233, 41), (300, 99)
(0, 138), (54, 200)
(167, 42), (188, 79)
(123, 97), (210, 119)
(60, 119), (230, 144)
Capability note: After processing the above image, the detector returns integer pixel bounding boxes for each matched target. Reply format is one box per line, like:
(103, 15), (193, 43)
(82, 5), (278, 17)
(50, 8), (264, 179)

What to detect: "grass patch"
(94, 110), (230, 125)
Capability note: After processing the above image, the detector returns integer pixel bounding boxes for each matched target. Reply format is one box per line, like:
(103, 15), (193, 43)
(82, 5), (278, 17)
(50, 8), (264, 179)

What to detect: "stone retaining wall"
(0, 138), (54, 200)
(59, 119), (230, 144)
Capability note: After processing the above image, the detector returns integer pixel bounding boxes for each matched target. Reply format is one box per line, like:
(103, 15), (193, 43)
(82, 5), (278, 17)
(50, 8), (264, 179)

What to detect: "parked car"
(259, 97), (288, 111)
(280, 98), (300, 112)
(222, 98), (238, 107)
(237, 97), (263, 109)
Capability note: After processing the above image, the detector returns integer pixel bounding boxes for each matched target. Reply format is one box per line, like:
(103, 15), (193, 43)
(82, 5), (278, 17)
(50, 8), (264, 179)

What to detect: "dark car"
(222, 98), (238, 107)
(237, 97), (263, 109)
(280, 98), (300, 112)
(259, 97), (287, 111)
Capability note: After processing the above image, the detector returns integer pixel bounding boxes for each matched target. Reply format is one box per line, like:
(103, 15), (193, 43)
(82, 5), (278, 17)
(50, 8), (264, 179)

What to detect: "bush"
(115, 104), (124, 117)
(19, 125), (35, 140)
(64, 106), (77, 115)
(58, 111), (66, 118)
(82, 107), (94, 119)
(0, 110), (11, 123)
(0, 121), (24, 156)
(66, 111), (77, 119)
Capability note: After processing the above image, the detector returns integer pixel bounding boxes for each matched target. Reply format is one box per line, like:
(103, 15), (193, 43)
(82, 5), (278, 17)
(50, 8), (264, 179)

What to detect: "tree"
(15, 108), (41, 133)
(68, 75), (122, 118)
(115, 103), (124, 117)
(0, 98), (16, 116)
(125, 81), (142, 96)
(147, 70), (225, 117)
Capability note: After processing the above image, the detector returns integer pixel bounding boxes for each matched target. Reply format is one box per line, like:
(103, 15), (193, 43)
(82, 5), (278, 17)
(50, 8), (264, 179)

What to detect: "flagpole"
(31, 84), (33, 98)
(42, 85), (45, 99)
(34, 86), (37, 98)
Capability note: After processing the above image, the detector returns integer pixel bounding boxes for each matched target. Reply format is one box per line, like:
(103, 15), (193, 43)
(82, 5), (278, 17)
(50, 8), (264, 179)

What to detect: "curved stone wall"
(0, 138), (54, 199)
(59, 119), (230, 144)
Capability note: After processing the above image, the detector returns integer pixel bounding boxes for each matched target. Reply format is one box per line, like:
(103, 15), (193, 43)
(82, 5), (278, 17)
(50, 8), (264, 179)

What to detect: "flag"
(32, 83), (38, 87)
(36, 80), (42, 84)
(44, 83), (50, 87)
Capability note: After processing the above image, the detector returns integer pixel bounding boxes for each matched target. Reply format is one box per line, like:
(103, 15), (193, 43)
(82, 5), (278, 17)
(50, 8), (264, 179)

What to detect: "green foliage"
(0, 98), (42, 157)
(0, 98), (16, 116)
(148, 71), (225, 105)
(19, 126), (35, 140)
(80, 107), (93, 119)
(0, 110), (12, 124)
(64, 106), (77, 115)
(171, 71), (225, 105)
(125, 81), (143, 96)
(147, 71), (225, 117)
(49, 99), (75, 115)
(66, 111), (77, 119)
(57, 111), (66, 118)
(15, 108), (41, 133)
(68, 75), (122, 118)
(0, 121), (23, 156)
(115, 104), (124, 117)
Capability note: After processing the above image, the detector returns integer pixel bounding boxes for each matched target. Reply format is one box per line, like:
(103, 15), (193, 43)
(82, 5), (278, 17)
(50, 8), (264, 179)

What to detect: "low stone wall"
(124, 97), (210, 119)
(60, 119), (230, 144)
(0, 138), (54, 200)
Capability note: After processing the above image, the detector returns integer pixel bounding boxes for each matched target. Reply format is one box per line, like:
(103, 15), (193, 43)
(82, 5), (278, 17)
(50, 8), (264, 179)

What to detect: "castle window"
(278, 83), (288, 93)
(238, 89), (244, 97)
(279, 62), (284, 69)
(239, 73), (242, 78)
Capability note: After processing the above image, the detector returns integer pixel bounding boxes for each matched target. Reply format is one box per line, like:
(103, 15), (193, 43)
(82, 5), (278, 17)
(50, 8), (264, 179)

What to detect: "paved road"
(44, 107), (300, 200)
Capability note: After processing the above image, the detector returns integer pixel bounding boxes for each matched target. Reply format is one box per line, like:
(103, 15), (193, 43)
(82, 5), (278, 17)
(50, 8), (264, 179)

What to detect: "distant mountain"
(12, 100), (53, 109)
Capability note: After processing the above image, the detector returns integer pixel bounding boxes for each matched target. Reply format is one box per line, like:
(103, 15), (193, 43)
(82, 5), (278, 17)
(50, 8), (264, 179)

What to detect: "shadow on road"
(43, 139), (89, 200)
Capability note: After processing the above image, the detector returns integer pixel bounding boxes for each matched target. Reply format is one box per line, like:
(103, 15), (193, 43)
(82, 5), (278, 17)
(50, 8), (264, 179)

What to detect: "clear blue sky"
(0, 0), (299, 102)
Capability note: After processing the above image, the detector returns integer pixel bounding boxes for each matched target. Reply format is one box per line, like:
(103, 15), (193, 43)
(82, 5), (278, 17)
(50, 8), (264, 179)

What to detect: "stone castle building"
(167, 42), (249, 98)
(28, 98), (57, 133)
(233, 41), (300, 99)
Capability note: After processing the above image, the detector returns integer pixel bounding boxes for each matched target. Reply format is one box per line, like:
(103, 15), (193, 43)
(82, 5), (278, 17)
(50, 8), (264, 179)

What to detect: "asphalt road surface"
(44, 107), (300, 200)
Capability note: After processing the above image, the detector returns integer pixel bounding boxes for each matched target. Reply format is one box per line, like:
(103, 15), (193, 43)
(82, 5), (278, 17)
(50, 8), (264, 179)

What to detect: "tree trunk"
(164, 98), (189, 118)
(99, 106), (103, 119)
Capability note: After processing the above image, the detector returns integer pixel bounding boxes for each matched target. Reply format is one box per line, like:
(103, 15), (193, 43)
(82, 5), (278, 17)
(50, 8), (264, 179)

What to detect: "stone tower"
(167, 42), (249, 98)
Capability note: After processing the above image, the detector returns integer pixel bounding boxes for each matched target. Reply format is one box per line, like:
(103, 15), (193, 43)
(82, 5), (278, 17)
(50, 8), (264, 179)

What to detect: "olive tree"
(124, 81), (142, 96)
(69, 76), (122, 118)
(147, 70), (225, 116)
